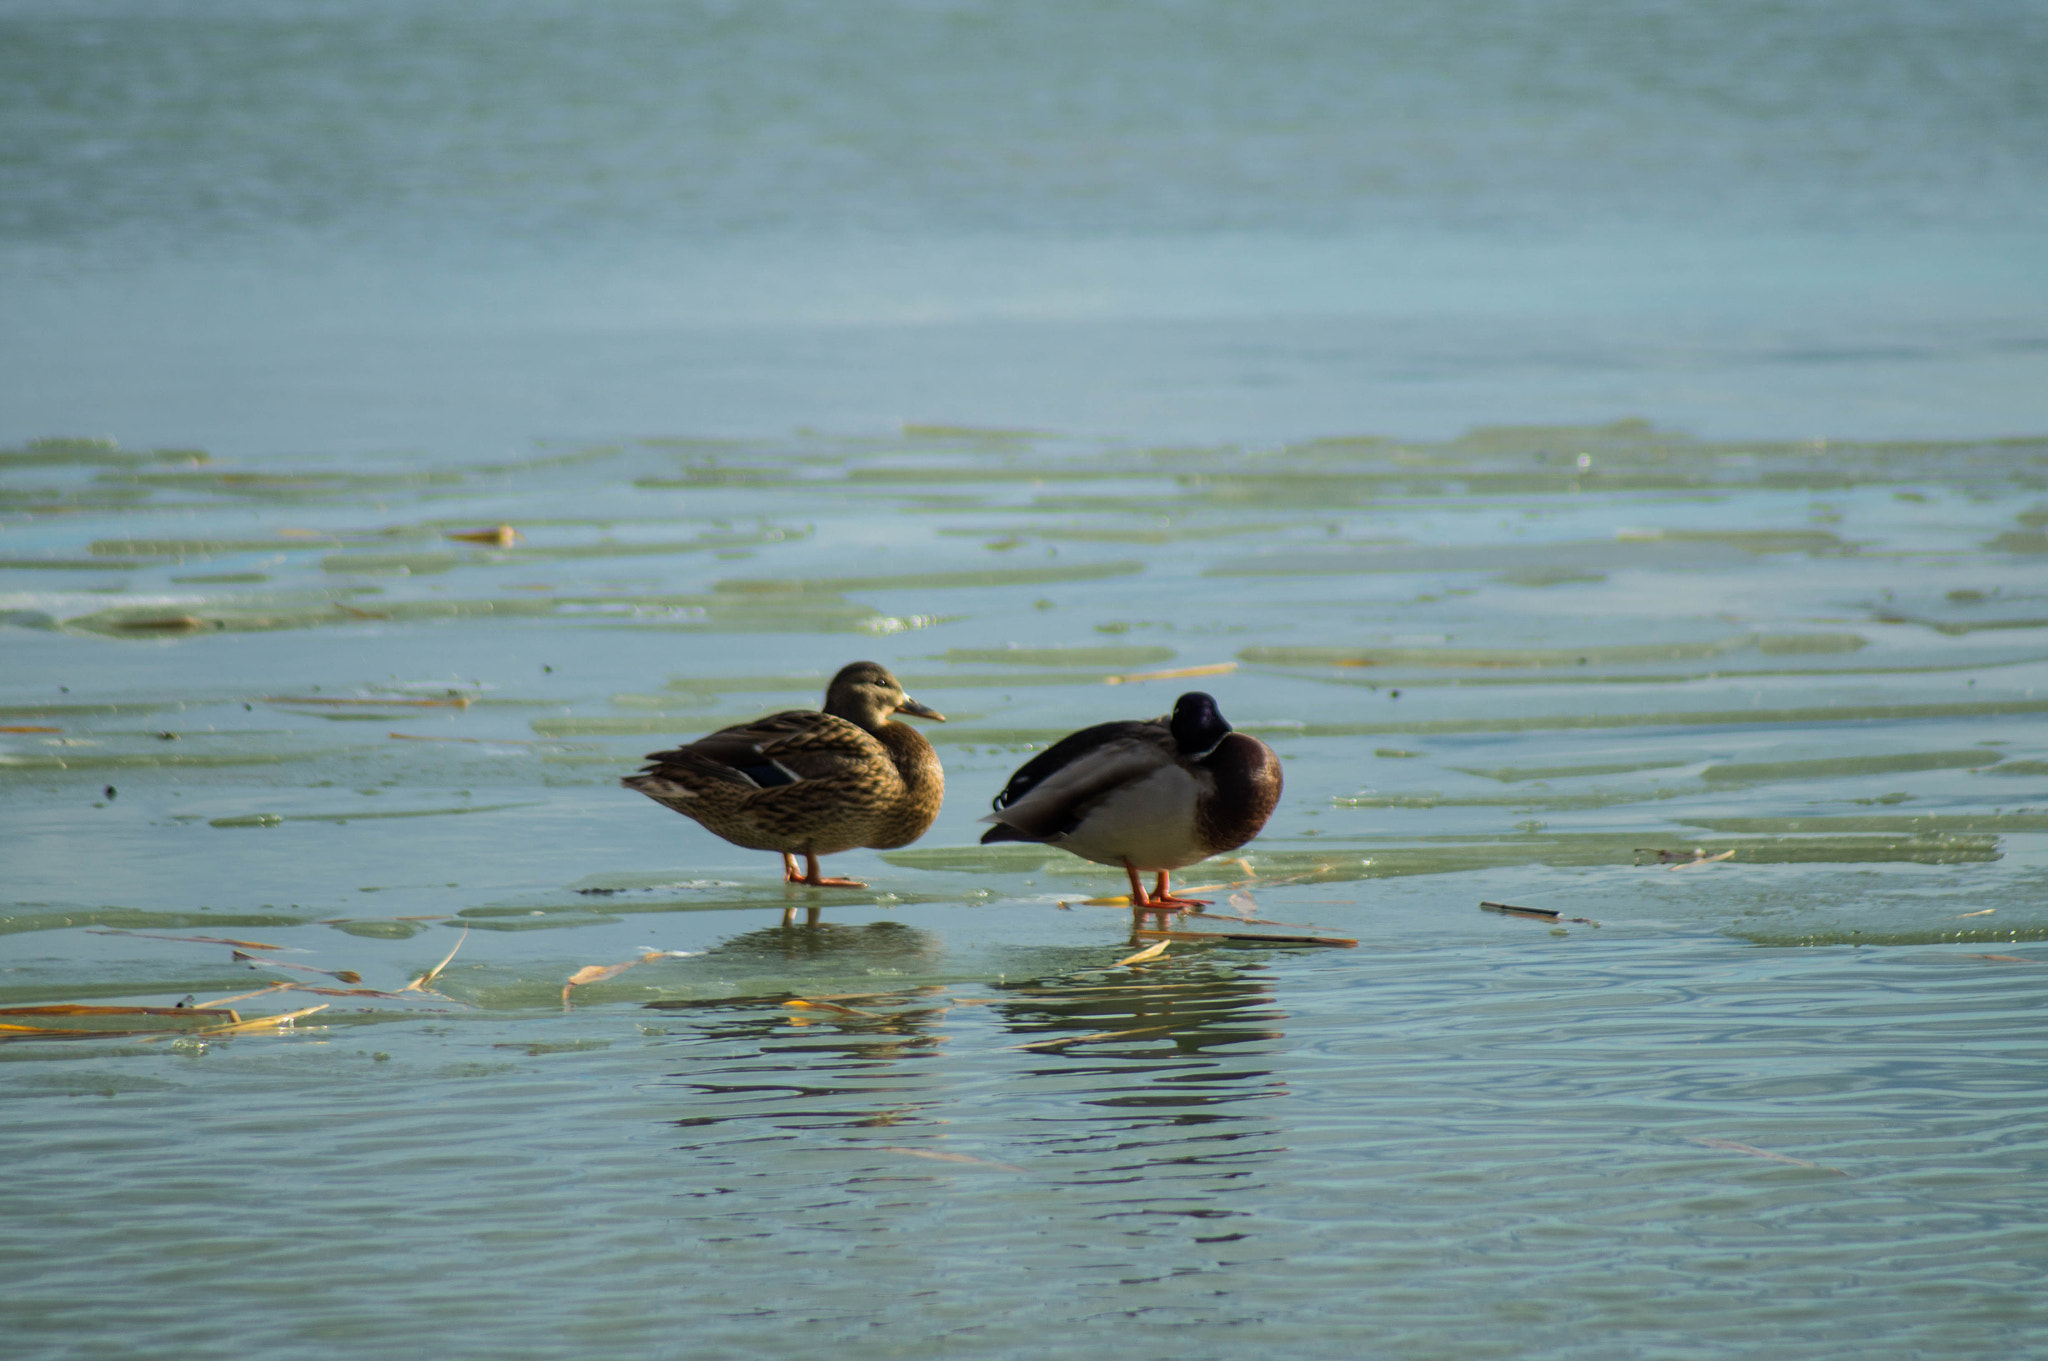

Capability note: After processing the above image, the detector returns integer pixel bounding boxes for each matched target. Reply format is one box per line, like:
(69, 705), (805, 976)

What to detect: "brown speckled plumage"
(622, 662), (944, 897)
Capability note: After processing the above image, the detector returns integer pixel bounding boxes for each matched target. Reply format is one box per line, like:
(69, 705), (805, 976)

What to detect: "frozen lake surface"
(4, 2), (2047, 1357)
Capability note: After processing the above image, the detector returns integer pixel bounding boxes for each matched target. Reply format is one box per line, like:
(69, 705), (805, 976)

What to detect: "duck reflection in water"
(991, 958), (1293, 1201)
(996, 959), (1285, 1061)
(646, 922), (953, 1138)
(685, 918), (944, 970)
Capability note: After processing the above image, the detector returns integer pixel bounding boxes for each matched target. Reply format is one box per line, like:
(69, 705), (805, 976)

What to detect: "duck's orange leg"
(780, 854), (858, 923)
(1148, 871), (1210, 910)
(1126, 862), (1201, 931)
(1125, 862), (1157, 932)
(798, 852), (865, 890)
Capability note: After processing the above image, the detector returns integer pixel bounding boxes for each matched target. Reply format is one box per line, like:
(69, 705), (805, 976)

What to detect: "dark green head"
(1168, 691), (1232, 757)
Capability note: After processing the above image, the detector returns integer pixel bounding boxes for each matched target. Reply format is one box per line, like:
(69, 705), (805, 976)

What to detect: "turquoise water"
(5, 3), (2048, 1357)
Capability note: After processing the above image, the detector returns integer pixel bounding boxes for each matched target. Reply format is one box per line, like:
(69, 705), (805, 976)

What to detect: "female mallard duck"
(979, 691), (1281, 930)
(623, 662), (945, 922)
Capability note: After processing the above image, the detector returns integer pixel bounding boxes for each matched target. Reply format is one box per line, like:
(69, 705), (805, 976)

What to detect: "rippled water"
(6, 1), (2048, 1357)
(6, 428), (2047, 1358)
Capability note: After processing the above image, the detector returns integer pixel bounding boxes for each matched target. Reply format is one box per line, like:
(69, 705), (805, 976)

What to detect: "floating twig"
(230, 950), (362, 984)
(1187, 910), (1329, 930)
(1112, 940), (1170, 968)
(1133, 927), (1357, 947)
(191, 1004), (330, 1037)
(883, 1147), (1024, 1172)
(1013, 1023), (1179, 1050)
(1691, 1137), (1842, 1173)
(114, 615), (206, 631)
(1061, 891), (1339, 936)
(0, 1003), (238, 1021)
(561, 950), (694, 1006)
(137, 1003), (329, 1043)
(89, 928), (290, 950)
(783, 997), (884, 1017)
(403, 926), (470, 993)
(1482, 901), (1559, 920)
(0, 1024), (120, 1039)
(1104, 662), (1238, 686)
(185, 983), (295, 1010)
(1480, 901), (1601, 926)
(447, 525), (521, 547)
(1635, 847), (1736, 869)
(283, 982), (414, 999)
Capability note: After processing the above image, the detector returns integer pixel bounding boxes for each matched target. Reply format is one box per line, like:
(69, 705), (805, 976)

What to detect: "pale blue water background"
(5, 2), (2048, 1358)
(5, 0), (2047, 451)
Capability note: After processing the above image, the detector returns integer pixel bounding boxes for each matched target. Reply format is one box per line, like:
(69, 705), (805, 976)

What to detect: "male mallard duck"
(623, 662), (945, 923)
(979, 691), (1281, 930)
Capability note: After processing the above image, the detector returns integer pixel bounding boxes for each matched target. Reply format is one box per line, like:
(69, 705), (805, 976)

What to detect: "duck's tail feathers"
(631, 747), (768, 790)
(622, 773), (700, 801)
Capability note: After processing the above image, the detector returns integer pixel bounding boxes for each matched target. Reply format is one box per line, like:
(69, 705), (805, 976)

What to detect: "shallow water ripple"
(6, 424), (2048, 1357)
(12, 941), (2046, 1358)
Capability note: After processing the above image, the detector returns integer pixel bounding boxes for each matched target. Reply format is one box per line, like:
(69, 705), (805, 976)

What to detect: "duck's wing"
(989, 720), (1167, 809)
(981, 720), (1174, 841)
(641, 710), (885, 790)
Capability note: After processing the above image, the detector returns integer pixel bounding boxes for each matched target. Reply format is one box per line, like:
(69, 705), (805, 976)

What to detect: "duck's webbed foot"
(1145, 870), (1210, 909)
(799, 852), (865, 890)
(780, 856), (859, 924)
(1125, 863), (1200, 932)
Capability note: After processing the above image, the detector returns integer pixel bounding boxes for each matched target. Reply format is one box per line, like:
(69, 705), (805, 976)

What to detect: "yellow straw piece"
(1104, 662), (1237, 686)
(1014, 1023), (1177, 1050)
(447, 525), (521, 546)
(784, 999), (883, 1017)
(140, 1004), (331, 1042)
(403, 927), (470, 992)
(198, 1004), (328, 1035)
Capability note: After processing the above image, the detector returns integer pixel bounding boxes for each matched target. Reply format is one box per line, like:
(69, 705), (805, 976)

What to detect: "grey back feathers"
(979, 691), (1280, 868)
